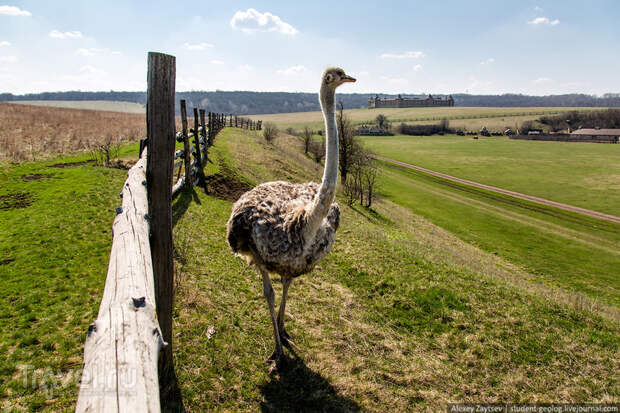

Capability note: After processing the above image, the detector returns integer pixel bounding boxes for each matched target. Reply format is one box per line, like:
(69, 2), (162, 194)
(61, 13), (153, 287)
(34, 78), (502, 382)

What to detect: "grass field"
(1, 126), (618, 411)
(247, 106), (601, 132)
(0, 103), (145, 162)
(171, 129), (619, 411)
(363, 134), (620, 217)
(7, 101), (145, 114)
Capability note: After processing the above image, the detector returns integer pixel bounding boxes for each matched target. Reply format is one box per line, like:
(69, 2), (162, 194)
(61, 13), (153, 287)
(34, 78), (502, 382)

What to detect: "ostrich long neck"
(302, 84), (338, 242)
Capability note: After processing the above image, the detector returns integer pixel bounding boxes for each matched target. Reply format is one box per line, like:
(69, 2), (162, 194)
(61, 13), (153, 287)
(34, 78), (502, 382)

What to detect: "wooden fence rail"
(77, 52), (263, 412)
(76, 51), (176, 413)
(170, 106), (262, 198)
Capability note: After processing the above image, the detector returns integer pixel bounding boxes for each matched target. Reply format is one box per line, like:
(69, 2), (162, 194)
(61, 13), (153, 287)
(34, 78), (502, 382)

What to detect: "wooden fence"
(510, 134), (619, 144)
(169, 106), (262, 198)
(76, 52), (261, 412)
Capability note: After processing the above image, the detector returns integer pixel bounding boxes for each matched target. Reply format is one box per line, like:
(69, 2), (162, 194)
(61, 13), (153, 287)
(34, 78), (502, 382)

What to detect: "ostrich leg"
(260, 267), (283, 365)
(277, 277), (293, 344)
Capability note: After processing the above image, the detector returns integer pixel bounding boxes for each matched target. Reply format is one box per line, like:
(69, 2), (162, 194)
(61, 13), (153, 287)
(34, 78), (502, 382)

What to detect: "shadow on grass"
(161, 364), (186, 413)
(172, 186), (201, 228)
(259, 349), (360, 413)
(349, 202), (393, 227)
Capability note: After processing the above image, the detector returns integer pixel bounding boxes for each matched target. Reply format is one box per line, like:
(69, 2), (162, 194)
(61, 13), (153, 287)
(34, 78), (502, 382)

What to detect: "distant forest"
(1, 91), (619, 115)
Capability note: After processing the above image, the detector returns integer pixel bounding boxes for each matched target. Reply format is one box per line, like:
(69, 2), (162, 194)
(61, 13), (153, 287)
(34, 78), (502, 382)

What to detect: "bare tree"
(263, 122), (279, 142)
(360, 156), (379, 208)
(439, 117), (450, 132)
(376, 114), (387, 129)
(301, 126), (313, 154)
(309, 136), (325, 163)
(89, 134), (120, 167)
(337, 100), (359, 183)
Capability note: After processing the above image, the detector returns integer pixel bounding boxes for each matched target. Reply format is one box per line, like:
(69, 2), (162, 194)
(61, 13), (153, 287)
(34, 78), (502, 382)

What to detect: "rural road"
(376, 155), (620, 225)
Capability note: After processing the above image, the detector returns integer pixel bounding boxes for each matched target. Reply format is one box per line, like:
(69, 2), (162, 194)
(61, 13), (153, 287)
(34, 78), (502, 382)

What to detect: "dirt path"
(376, 156), (620, 225)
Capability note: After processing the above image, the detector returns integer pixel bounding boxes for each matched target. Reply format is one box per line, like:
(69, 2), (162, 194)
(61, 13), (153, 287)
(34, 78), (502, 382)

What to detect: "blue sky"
(1, 1), (618, 95)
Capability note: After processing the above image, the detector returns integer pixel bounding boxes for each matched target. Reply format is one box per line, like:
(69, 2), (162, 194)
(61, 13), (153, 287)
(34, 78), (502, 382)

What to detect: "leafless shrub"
(89, 134), (121, 167)
(337, 100), (359, 182)
(263, 122), (279, 143)
(342, 147), (379, 208)
(301, 126), (313, 154)
(309, 137), (325, 163)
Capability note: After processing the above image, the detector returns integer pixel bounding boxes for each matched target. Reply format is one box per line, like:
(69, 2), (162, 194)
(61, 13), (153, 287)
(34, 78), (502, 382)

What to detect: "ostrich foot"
(279, 329), (299, 350)
(279, 327), (291, 342)
(266, 349), (284, 371)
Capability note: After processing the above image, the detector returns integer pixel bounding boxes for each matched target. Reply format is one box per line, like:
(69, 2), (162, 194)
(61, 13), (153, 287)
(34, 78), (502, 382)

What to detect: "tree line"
(2, 91), (619, 115)
(538, 108), (620, 131)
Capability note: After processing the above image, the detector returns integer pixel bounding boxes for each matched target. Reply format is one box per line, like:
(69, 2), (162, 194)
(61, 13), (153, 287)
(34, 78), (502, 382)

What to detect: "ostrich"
(226, 67), (356, 368)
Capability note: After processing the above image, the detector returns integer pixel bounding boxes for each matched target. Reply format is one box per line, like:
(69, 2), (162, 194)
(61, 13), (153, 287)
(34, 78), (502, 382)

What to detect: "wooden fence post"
(146, 51), (176, 401)
(192, 107), (203, 185)
(208, 112), (213, 146)
(180, 100), (191, 188)
(199, 109), (207, 162)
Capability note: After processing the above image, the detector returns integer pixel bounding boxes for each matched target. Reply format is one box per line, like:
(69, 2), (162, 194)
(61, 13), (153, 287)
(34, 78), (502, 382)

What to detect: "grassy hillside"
(363, 134), (620, 217)
(8, 101), (146, 114)
(247, 106), (601, 132)
(0, 128), (617, 411)
(172, 128), (618, 411)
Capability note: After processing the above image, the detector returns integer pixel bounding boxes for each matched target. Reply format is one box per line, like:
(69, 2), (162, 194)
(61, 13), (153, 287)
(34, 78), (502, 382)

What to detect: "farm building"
(368, 94), (454, 109)
(570, 128), (620, 142)
(356, 124), (394, 136)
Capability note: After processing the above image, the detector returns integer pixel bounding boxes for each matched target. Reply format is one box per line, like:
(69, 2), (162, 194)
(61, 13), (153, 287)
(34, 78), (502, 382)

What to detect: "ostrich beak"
(341, 74), (356, 83)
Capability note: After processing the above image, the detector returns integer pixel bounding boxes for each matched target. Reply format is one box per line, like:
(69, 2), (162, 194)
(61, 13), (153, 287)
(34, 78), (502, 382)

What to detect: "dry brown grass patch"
(0, 102), (145, 161)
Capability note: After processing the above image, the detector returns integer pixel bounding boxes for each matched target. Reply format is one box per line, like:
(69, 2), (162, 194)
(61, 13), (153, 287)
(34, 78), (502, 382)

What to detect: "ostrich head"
(322, 67), (356, 90)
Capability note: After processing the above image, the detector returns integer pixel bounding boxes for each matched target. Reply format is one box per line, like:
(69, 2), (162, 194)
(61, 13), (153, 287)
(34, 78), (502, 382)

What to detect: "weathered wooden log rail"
(75, 148), (164, 412)
(76, 51), (176, 413)
(76, 52), (263, 412)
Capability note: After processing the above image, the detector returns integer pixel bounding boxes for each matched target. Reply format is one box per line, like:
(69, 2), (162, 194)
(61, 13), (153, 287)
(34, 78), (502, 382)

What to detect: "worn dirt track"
(376, 155), (620, 225)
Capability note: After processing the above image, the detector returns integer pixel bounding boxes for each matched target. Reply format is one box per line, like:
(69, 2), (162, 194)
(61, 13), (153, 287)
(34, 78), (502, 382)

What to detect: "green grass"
(364, 134), (620, 217)
(0, 144), (140, 411)
(376, 162), (620, 308)
(171, 128), (618, 411)
(0, 128), (618, 411)
(248, 106), (601, 132)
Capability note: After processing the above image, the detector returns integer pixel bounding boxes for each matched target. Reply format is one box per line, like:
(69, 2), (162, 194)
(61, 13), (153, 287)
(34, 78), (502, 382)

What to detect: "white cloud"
(276, 65), (308, 75)
(413, 64), (422, 71)
(0, 55), (18, 63)
(111, 51), (122, 56)
(533, 77), (553, 83)
(49, 30), (83, 39)
(62, 65), (108, 87)
(183, 42), (214, 51)
(239, 64), (254, 71)
(76, 48), (120, 57)
(210, 60), (224, 65)
(76, 48), (95, 56)
(379, 75), (408, 85)
(79, 65), (106, 75)
(231, 8), (298, 35)
(380, 51), (424, 59)
(480, 57), (495, 65)
(0, 6), (31, 16)
(0, 41), (10, 47)
(528, 17), (560, 25)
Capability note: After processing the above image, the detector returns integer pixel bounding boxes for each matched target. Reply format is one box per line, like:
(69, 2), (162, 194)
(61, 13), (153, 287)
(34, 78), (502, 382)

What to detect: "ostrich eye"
(326, 74), (333, 83)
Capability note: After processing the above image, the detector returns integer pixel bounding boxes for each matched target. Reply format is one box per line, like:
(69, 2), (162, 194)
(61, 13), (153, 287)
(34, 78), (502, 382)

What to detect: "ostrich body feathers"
(226, 180), (340, 278)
